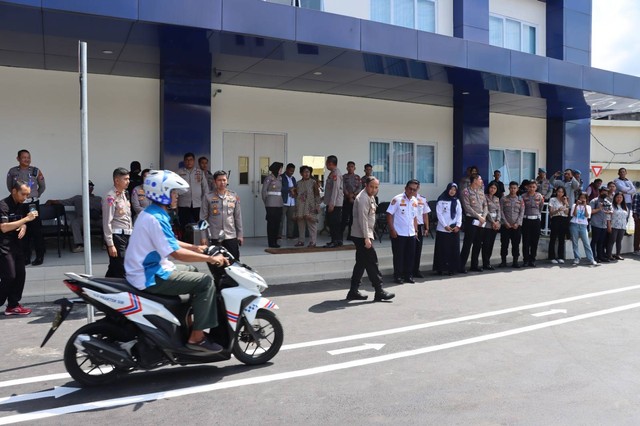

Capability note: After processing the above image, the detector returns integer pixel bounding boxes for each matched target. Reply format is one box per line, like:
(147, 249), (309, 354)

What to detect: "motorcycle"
(40, 240), (283, 387)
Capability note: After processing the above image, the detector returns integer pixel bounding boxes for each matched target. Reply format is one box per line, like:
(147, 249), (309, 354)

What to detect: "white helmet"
(144, 170), (189, 205)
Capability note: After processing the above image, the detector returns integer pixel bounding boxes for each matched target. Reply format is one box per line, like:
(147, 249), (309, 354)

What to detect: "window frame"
(370, 139), (437, 185)
(489, 147), (538, 185)
(371, 0), (437, 33)
(489, 13), (537, 54)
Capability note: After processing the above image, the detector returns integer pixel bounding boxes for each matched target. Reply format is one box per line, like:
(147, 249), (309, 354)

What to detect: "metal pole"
(79, 41), (94, 323)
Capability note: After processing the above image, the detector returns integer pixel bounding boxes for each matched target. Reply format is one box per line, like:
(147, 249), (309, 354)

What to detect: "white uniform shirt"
(386, 193), (418, 236)
(415, 194), (431, 225)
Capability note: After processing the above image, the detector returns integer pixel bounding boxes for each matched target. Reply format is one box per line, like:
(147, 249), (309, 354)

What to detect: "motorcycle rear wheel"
(64, 320), (135, 387)
(233, 310), (283, 365)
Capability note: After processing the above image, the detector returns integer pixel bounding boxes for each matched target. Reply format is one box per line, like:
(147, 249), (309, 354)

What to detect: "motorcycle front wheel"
(233, 309), (283, 365)
(64, 320), (135, 387)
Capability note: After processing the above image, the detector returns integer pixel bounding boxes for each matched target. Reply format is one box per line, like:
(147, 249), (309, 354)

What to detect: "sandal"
(294, 241), (304, 247)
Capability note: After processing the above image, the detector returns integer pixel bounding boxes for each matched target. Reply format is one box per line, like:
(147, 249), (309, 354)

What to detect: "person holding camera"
(589, 185), (611, 263)
(569, 193), (599, 266)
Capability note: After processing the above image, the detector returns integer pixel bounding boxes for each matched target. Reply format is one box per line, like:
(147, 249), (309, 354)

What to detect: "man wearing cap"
(551, 169), (580, 206)
(589, 185), (612, 263)
(536, 168), (553, 200)
(103, 167), (132, 278)
(6, 149), (46, 265)
(46, 180), (102, 253)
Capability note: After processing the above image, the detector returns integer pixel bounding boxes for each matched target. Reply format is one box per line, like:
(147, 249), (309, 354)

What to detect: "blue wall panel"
(361, 20), (417, 59)
(42, 0), (138, 20)
(453, 90), (490, 180)
(222, 0), (295, 41)
(453, 0), (489, 43)
(418, 32), (467, 68)
(139, 0), (221, 30)
(295, 7), (360, 51)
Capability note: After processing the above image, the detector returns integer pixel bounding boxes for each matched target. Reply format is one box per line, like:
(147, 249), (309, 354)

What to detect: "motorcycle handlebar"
(204, 245), (236, 264)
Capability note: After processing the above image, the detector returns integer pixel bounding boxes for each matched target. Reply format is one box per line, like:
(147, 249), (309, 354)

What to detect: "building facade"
(0, 0), (638, 237)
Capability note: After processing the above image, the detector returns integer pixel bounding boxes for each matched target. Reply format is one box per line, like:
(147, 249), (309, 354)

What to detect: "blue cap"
(573, 169), (581, 175)
(538, 168), (546, 173)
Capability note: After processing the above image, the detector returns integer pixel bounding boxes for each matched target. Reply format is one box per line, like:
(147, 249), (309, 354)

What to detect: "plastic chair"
(374, 201), (390, 242)
(39, 204), (66, 257)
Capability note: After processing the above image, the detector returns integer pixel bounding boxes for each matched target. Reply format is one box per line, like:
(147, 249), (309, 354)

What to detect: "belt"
(524, 215), (540, 220)
(490, 213), (497, 219)
(112, 228), (132, 235)
(267, 191), (281, 196)
(24, 197), (39, 203)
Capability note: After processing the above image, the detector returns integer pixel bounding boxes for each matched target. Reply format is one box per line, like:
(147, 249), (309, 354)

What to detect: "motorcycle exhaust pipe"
(75, 335), (137, 369)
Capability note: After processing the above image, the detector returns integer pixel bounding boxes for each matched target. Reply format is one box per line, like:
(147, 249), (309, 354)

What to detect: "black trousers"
(521, 218), (541, 262)
(350, 237), (383, 291)
(590, 226), (607, 261)
(548, 216), (569, 260)
(265, 207), (282, 247)
(20, 200), (45, 261)
(433, 231), (460, 274)
(327, 206), (343, 243)
(391, 235), (416, 279)
(500, 225), (521, 261)
(482, 227), (498, 267)
(413, 224), (424, 274)
(106, 234), (129, 278)
(460, 216), (484, 270)
(0, 251), (26, 308)
(341, 200), (354, 237)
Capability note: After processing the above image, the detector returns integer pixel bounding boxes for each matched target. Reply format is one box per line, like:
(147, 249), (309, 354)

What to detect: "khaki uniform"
(460, 187), (488, 219)
(177, 167), (208, 209)
(500, 195), (524, 226)
(201, 190), (243, 240)
(6, 166), (45, 199)
(131, 185), (151, 216)
(324, 168), (344, 208)
(351, 190), (376, 240)
(102, 187), (132, 278)
(261, 175), (283, 207)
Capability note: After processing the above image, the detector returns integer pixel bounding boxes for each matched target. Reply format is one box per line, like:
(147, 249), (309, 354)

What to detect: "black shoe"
(24, 259), (31, 266)
(374, 290), (395, 301)
(447, 271), (454, 276)
(483, 265), (495, 271)
(335, 241), (343, 247)
(435, 270), (443, 276)
(404, 277), (415, 284)
(394, 278), (404, 284)
(324, 242), (337, 248)
(459, 268), (468, 274)
(31, 258), (43, 266)
(498, 262), (507, 268)
(269, 244), (281, 248)
(512, 262), (521, 268)
(346, 290), (368, 301)
(528, 261), (536, 267)
(413, 272), (424, 278)
(599, 258), (609, 263)
(470, 267), (483, 272)
(186, 339), (223, 353)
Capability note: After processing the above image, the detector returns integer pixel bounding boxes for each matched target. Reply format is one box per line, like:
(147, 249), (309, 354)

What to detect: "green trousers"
(145, 264), (217, 330)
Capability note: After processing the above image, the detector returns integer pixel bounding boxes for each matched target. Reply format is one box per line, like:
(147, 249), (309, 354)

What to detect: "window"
(263, 0), (323, 10)
(371, 0), (436, 33)
(370, 141), (436, 185)
(301, 155), (327, 186)
(489, 15), (536, 54)
(489, 148), (537, 184)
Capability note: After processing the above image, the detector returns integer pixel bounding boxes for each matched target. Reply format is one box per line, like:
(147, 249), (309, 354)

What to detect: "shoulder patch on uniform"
(106, 196), (115, 206)
(391, 198), (397, 205)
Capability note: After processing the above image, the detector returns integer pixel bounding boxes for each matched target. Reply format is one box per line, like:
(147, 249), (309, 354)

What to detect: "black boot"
(498, 257), (507, 268)
(373, 284), (395, 302)
(512, 257), (521, 268)
(346, 290), (368, 301)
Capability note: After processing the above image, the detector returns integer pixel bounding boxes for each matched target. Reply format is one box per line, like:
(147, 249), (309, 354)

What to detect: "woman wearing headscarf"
(433, 183), (463, 275)
(261, 162), (283, 248)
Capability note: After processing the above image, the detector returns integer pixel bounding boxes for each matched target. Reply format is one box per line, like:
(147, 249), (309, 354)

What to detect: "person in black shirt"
(488, 170), (505, 198)
(0, 180), (39, 315)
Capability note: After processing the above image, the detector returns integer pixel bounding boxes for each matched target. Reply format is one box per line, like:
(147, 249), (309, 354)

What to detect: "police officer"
(347, 176), (394, 302)
(201, 170), (243, 259)
(261, 162), (283, 248)
(198, 156), (215, 191)
(131, 169), (151, 218)
(102, 167), (132, 278)
(499, 181), (524, 268)
(460, 174), (488, 272)
(177, 152), (209, 236)
(6, 149), (46, 265)
(413, 182), (431, 278)
(0, 180), (38, 315)
(521, 180), (545, 267)
(324, 155), (344, 248)
(386, 179), (419, 284)
(341, 161), (361, 240)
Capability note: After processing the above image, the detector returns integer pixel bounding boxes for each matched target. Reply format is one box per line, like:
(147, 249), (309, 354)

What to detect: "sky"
(591, 0), (640, 77)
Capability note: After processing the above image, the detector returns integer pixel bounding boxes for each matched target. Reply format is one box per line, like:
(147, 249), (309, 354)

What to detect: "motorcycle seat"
(89, 277), (190, 307)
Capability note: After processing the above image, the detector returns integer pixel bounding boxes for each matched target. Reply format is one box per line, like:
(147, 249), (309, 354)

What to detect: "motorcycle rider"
(124, 170), (228, 353)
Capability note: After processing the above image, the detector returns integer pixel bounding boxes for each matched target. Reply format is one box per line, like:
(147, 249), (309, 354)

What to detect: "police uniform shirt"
(102, 187), (132, 246)
(461, 187), (488, 219)
(415, 194), (431, 225)
(0, 195), (22, 254)
(201, 190), (243, 240)
(500, 195), (524, 226)
(536, 178), (553, 199)
(386, 193), (418, 237)
(131, 185), (151, 215)
(342, 173), (361, 199)
(177, 167), (208, 209)
(351, 190), (376, 239)
(521, 192), (544, 218)
(486, 194), (502, 224)
(262, 175), (283, 207)
(6, 166), (45, 199)
(324, 167), (344, 208)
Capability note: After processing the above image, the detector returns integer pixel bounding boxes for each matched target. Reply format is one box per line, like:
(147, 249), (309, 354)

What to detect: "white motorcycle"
(41, 244), (283, 387)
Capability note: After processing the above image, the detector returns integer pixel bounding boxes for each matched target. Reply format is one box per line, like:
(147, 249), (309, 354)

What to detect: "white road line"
(0, 373), (70, 389)
(2, 301), (640, 425)
(281, 284), (640, 350)
(531, 309), (567, 317)
(327, 343), (385, 355)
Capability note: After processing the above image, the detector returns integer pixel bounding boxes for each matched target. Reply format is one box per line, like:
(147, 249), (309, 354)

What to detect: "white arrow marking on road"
(531, 309), (568, 317)
(327, 343), (385, 356)
(0, 386), (80, 405)
(3, 301), (640, 425)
